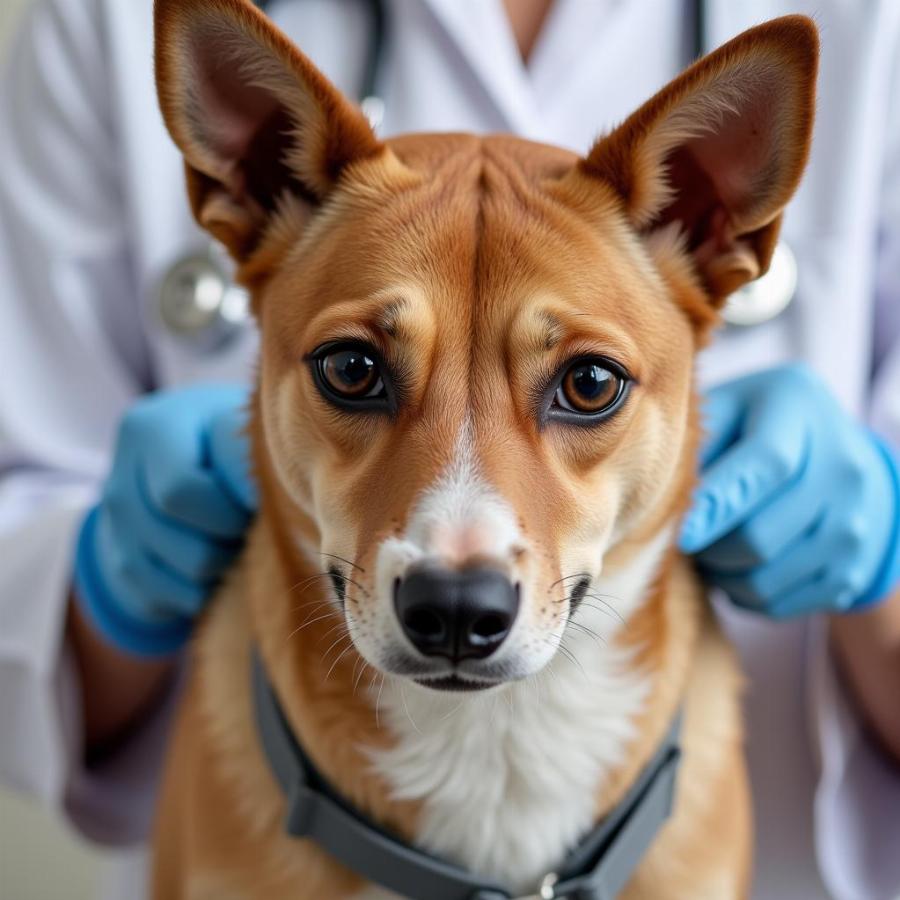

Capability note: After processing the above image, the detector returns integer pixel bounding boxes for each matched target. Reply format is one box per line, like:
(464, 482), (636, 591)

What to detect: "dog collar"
(252, 651), (682, 900)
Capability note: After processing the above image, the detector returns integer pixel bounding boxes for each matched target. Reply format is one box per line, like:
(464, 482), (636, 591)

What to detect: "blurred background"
(0, 1), (29, 40)
(0, 6), (105, 898)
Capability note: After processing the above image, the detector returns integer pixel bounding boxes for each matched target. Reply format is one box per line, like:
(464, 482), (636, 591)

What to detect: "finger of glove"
(97, 511), (208, 620)
(703, 512), (862, 614)
(120, 465), (239, 584)
(703, 549), (818, 612)
(693, 451), (824, 571)
(141, 418), (250, 538)
(771, 507), (884, 619)
(208, 405), (258, 513)
(680, 390), (809, 554)
(130, 553), (212, 619)
(767, 573), (857, 619)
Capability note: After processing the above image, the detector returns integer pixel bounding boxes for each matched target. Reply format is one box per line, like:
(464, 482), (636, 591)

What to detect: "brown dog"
(151, 2), (818, 897)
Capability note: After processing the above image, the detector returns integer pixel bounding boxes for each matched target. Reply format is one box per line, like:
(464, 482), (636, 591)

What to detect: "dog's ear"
(581, 16), (818, 304)
(154, 0), (383, 262)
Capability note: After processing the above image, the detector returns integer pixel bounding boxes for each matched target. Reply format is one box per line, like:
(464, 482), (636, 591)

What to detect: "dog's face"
(156, 0), (817, 690)
(255, 134), (704, 688)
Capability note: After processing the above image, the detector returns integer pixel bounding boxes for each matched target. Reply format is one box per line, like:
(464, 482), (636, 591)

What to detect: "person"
(0, 0), (898, 898)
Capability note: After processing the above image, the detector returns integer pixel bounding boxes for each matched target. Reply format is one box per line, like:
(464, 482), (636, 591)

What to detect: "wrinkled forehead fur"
(155, 0), (817, 649)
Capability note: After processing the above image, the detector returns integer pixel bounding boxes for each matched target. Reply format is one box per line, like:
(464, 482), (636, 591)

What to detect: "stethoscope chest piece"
(722, 242), (798, 327)
(158, 250), (250, 351)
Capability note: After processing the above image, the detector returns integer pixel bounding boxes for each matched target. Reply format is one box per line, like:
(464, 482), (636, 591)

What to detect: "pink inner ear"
(689, 94), (776, 222)
(182, 30), (310, 215)
(657, 68), (782, 248)
(190, 38), (281, 164)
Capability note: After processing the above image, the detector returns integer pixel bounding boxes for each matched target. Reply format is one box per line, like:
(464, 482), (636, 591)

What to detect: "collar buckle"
(513, 872), (560, 900)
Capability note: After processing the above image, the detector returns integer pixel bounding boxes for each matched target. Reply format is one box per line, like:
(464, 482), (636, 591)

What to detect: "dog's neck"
(249, 506), (698, 894)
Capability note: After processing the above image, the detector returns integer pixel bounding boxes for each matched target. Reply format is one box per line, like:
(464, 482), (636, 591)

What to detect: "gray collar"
(252, 651), (681, 900)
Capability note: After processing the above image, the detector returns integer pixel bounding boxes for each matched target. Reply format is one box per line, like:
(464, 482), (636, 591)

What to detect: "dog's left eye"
(550, 357), (630, 422)
(312, 342), (388, 408)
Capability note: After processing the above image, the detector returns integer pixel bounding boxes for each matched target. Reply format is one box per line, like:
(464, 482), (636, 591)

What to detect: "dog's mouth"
(414, 675), (498, 693)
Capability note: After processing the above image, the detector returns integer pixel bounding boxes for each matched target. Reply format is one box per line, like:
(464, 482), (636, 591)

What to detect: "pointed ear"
(581, 15), (818, 304)
(154, 0), (383, 261)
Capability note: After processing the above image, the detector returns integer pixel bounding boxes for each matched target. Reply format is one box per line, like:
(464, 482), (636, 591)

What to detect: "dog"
(151, 2), (818, 896)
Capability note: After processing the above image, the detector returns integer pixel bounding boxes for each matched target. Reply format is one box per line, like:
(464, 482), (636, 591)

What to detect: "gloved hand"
(680, 364), (900, 618)
(74, 384), (257, 656)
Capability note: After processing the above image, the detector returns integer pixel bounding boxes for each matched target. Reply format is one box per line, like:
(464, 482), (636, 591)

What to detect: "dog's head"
(155, 1), (817, 691)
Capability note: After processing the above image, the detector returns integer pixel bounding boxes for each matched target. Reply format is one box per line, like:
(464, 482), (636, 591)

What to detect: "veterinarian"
(0, 1), (898, 898)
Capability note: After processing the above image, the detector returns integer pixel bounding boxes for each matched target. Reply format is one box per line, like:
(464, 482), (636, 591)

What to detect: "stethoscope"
(158, 0), (798, 347)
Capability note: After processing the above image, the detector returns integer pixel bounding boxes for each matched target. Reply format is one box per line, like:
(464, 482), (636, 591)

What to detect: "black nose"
(394, 565), (520, 662)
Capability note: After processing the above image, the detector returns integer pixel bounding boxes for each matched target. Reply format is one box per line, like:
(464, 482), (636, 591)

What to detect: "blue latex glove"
(75, 384), (257, 656)
(680, 364), (900, 618)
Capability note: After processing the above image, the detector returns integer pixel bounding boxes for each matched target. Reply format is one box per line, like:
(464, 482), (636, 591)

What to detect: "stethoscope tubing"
(254, 0), (387, 102)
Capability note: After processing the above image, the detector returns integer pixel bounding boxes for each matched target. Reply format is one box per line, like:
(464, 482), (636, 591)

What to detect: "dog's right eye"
(311, 342), (391, 411)
(321, 349), (381, 397)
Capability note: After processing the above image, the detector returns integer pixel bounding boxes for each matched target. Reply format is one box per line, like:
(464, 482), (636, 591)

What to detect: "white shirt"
(0, 1), (898, 898)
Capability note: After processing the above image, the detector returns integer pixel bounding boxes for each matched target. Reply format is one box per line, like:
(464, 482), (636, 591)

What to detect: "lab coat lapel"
(526, 0), (622, 105)
(415, 0), (539, 135)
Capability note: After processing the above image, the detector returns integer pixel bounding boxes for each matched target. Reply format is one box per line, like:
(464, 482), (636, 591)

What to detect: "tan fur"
(151, 3), (817, 897)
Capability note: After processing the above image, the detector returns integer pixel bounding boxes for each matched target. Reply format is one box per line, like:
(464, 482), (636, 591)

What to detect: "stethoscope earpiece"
(157, 249), (250, 351)
(722, 242), (798, 328)
(361, 95), (386, 131)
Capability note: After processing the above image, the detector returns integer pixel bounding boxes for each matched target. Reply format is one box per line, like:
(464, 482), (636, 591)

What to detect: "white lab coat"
(0, 1), (898, 898)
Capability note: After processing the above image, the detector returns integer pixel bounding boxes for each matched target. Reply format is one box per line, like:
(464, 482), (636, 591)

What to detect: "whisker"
(327, 572), (371, 598)
(287, 572), (340, 594)
(540, 656), (563, 701)
(582, 590), (627, 605)
(525, 669), (543, 714)
(320, 630), (351, 661)
(291, 594), (340, 618)
(578, 593), (625, 624)
(400, 684), (421, 735)
(320, 552), (365, 573)
(556, 640), (587, 680)
(289, 599), (333, 615)
(324, 643), (354, 682)
(318, 620), (350, 644)
(351, 655), (363, 691)
(547, 573), (591, 592)
(285, 610), (339, 643)
(557, 589), (624, 625)
(573, 601), (623, 624)
(376, 675), (386, 729)
(279, 566), (374, 622)
(439, 700), (464, 722)
(545, 658), (562, 688)
(565, 619), (608, 647)
(282, 570), (370, 606)
(353, 657), (369, 696)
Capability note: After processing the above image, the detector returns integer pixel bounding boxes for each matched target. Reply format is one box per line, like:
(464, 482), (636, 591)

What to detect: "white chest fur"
(366, 529), (672, 895)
